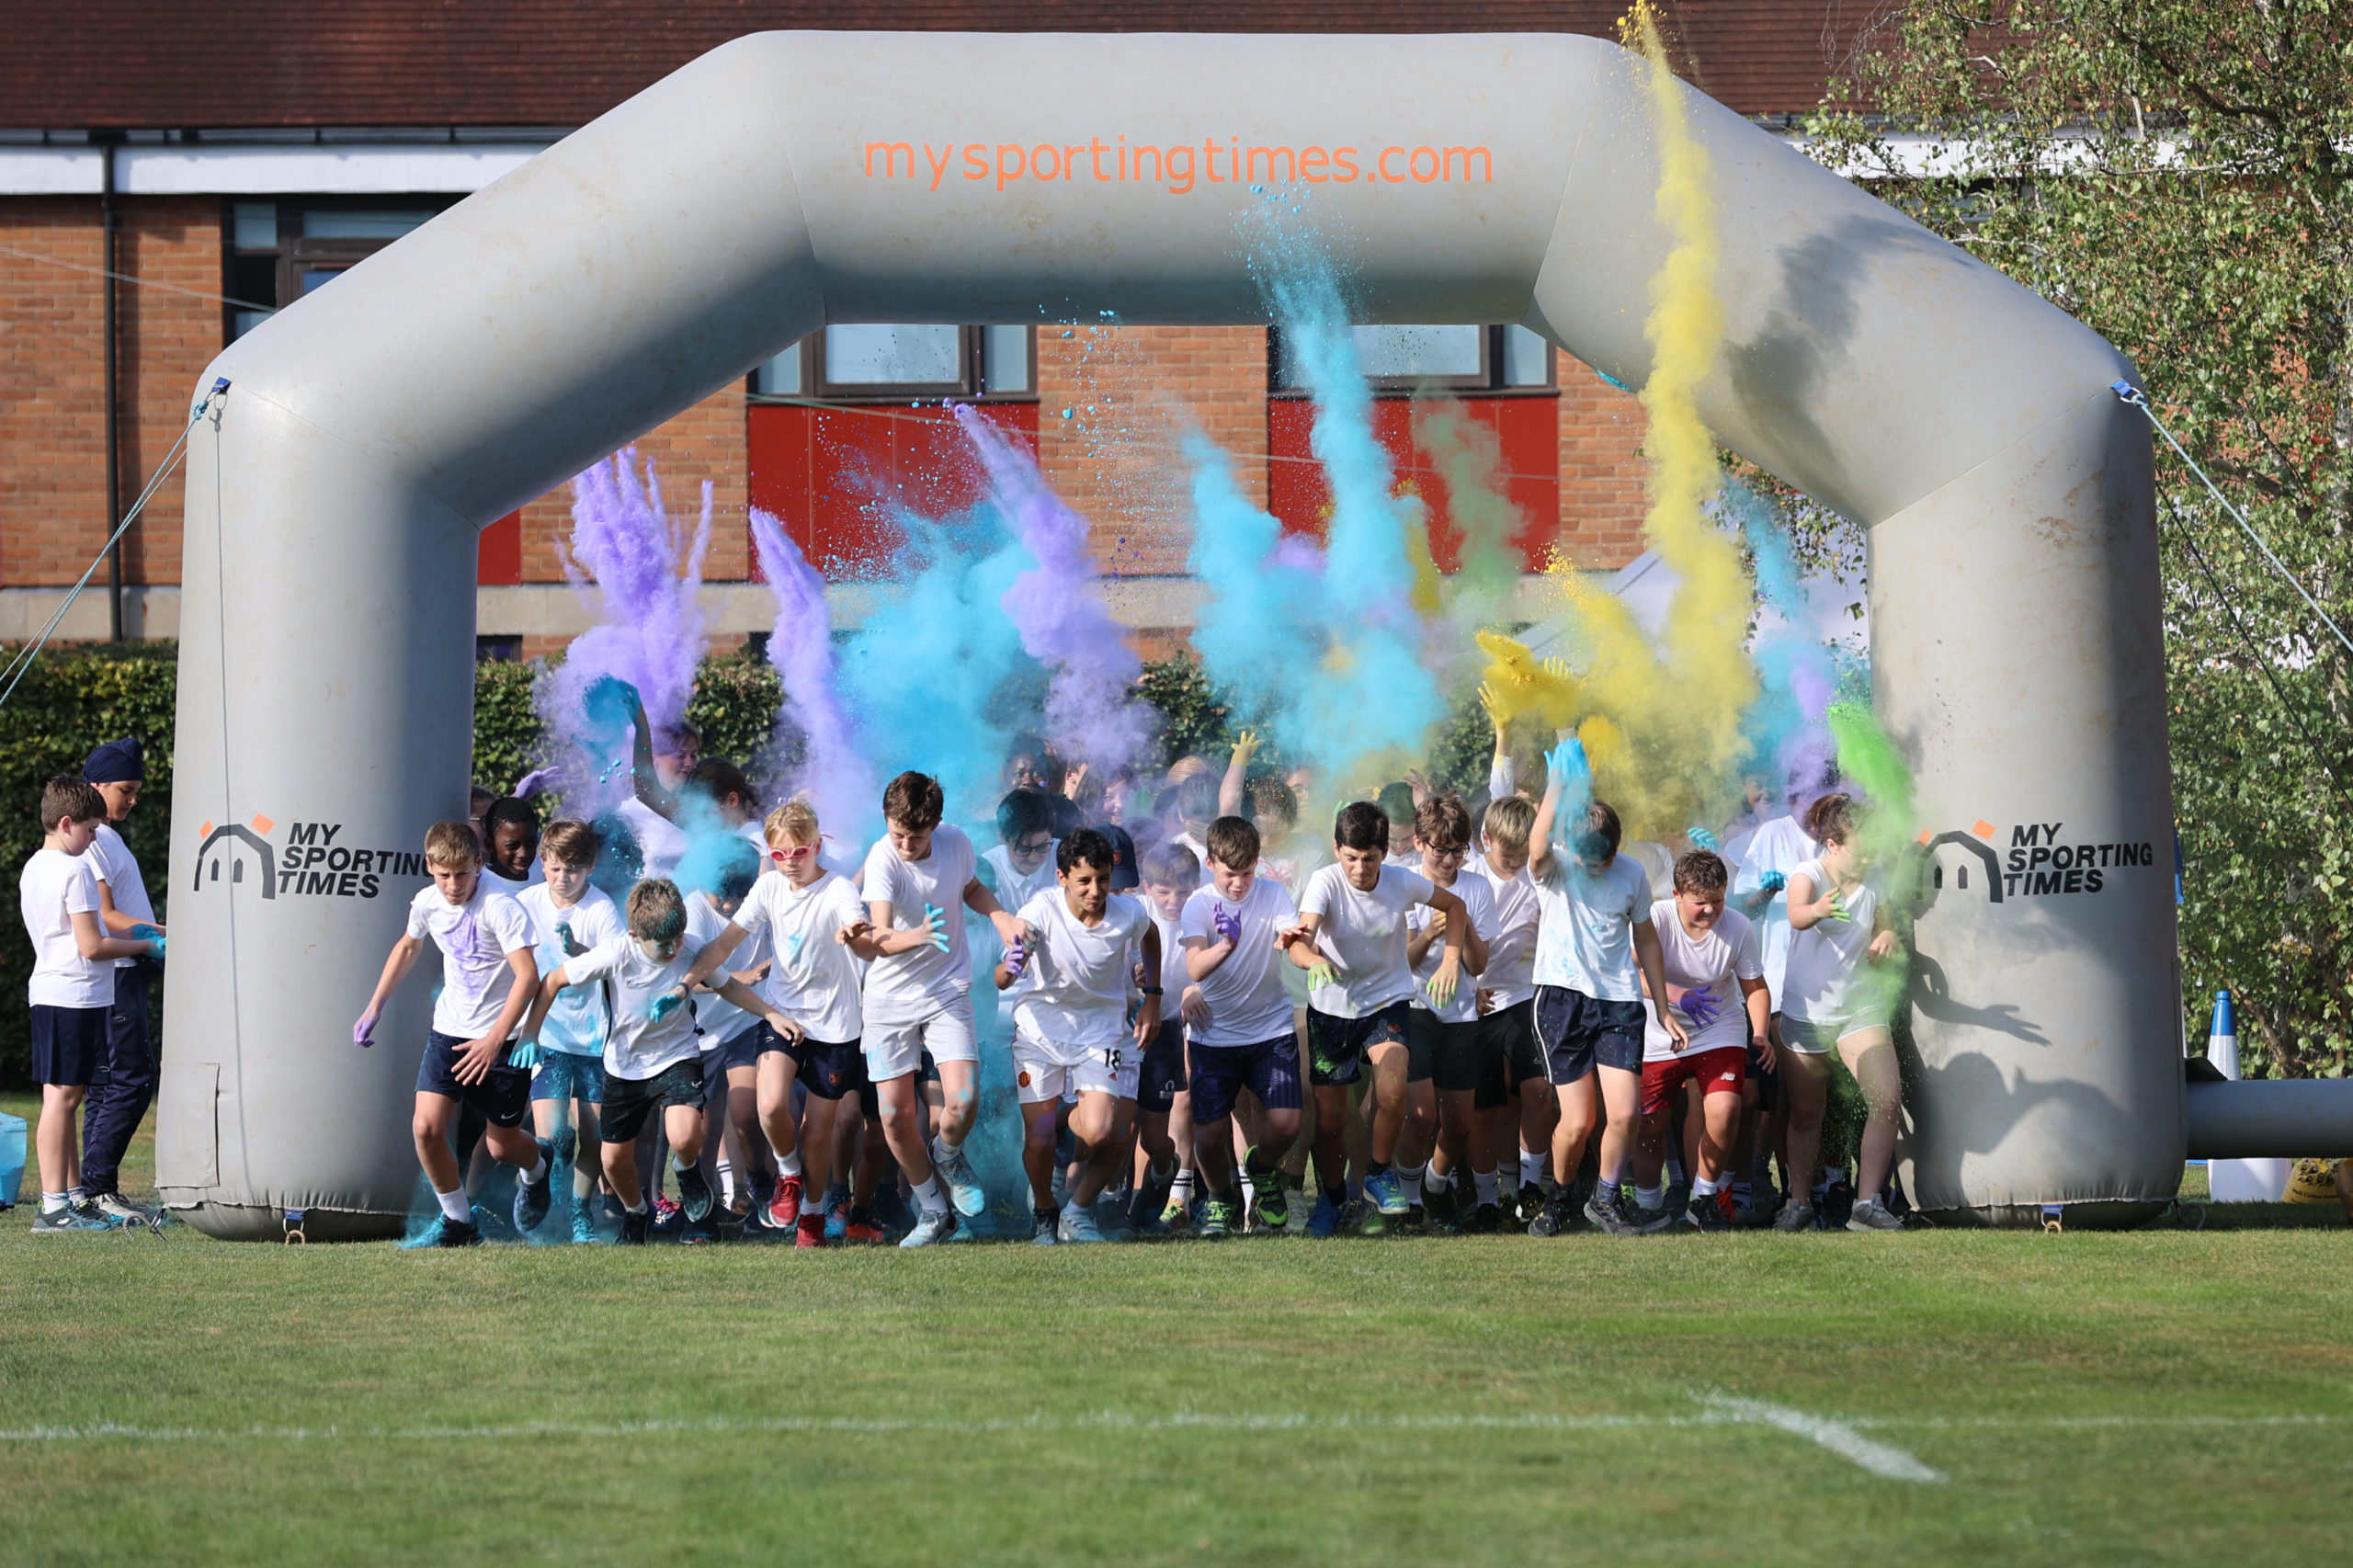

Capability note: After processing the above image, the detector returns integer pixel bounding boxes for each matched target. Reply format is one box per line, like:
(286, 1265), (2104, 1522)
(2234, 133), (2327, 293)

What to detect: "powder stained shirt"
(1298, 862), (1435, 1019)
(859, 825), (980, 1025)
(1010, 889), (1156, 1054)
(564, 935), (704, 1081)
(405, 881), (533, 1039)
(1530, 852), (1651, 1004)
(1726, 814), (1818, 1003)
(1178, 876), (1300, 1048)
(1640, 901), (1763, 1062)
(734, 869), (870, 1045)
(1409, 869), (1494, 1025)
(517, 883), (624, 1057)
(1780, 860), (1884, 1028)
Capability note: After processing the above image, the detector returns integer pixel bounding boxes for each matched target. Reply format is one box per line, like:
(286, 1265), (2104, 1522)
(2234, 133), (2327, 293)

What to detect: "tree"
(1806, 0), (2353, 1077)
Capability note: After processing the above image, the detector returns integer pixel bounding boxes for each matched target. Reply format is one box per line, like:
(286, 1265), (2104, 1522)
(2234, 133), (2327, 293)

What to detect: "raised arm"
(1218, 730), (1259, 817)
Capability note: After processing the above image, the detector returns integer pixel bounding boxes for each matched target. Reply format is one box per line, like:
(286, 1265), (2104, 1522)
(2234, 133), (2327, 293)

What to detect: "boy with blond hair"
(21, 776), (161, 1233)
(1472, 794), (1560, 1229)
(354, 820), (550, 1248)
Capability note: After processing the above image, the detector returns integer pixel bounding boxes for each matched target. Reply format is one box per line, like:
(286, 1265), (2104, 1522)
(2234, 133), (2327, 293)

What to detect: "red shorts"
(1639, 1046), (1747, 1116)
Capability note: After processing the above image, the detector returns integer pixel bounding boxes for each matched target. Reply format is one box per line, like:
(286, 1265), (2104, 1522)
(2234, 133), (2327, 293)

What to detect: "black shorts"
(1408, 1009), (1483, 1093)
(769, 1029), (881, 1119)
(1188, 1034), (1303, 1126)
(699, 1024), (764, 1102)
(1752, 1022), (1783, 1113)
(1475, 999), (1547, 1109)
(1533, 986), (1645, 1085)
(1306, 1000), (1414, 1087)
(1137, 1023), (1188, 1115)
(415, 1028), (533, 1128)
(29, 1003), (109, 1086)
(600, 1058), (705, 1143)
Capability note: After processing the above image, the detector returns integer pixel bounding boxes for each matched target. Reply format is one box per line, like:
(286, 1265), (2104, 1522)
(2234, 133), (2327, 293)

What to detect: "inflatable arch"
(156, 29), (2306, 1238)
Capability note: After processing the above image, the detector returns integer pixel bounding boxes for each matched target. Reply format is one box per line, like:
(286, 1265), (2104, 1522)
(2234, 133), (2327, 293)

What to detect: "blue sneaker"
(899, 1208), (960, 1248)
(676, 1165), (715, 1225)
(29, 1204), (118, 1236)
(512, 1138), (556, 1233)
(402, 1213), (483, 1249)
(934, 1142), (987, 1218)
(824, 1203), (850, 1244)
(1363, 1169), (1410, 1216)
(1057, 1205), (1105, 1244)
(1306, 1192), (1342, 1238)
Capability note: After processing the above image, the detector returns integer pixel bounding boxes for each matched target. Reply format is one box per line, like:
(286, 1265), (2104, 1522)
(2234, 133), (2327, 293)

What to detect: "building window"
(750, 325), (1035, 403)
(1271, 324), (1555, 395)
(222, 199), (452, 341)
(474, 635), (522, 663)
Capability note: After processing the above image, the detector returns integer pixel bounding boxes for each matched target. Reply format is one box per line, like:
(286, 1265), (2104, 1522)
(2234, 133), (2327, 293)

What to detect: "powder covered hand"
(1686, 827), (1721, 853)
(1001, 937), (1031, 980)
(513, 767), (563, 800)
(1304, 960), (1338, 993)
(1424, 954), (1460, 1009)
(1823, 892), (1852, 924)
(648, 988), (686, 1024)
(921, 903), (952, 953)
(1675, 985), (1722, 1028)
(131, 923), (165, 960)
(1211, 903), (1244, 946)
(352, 1007), (380, 1049)
(1545, 734), (1590, 786)
(507, 1036), (544, 1072)
(1758, 869), (1787, 896)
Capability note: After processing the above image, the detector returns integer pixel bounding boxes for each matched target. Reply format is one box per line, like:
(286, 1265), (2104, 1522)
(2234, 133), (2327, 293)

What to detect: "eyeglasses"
(1424, 844), (1470, 863)
(1012, 837), (1053, 856)
(767, 845), (816, 862)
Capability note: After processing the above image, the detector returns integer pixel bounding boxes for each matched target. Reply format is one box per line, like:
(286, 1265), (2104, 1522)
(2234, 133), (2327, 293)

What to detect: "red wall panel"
(746, 402), (1040, 580)
(476, 509), (523, 585)
(1267, 394), (1560, 571)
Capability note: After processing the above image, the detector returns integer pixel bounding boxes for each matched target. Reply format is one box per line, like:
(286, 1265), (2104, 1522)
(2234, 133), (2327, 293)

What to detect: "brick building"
(0, 2), (1861, 659)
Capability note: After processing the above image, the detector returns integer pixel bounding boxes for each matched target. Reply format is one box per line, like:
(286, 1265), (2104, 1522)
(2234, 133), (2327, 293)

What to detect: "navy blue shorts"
(1188, 1034), (1302, 1126)
(1533, 986), (1645, 1085)
(415, 1029), (533, 1128)
(1306, 1000), (1413, 1087)
(700, 1024), (764, 1104)
(530, 1051), (606, 1104)
(768, 1029), (881, 1119)
(29, 1004), (108, 1086)
(1137, 1023), (1188, 1116)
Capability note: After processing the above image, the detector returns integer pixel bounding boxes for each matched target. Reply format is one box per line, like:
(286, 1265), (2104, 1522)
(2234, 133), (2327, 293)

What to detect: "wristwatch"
(1140, 986), (1164, 995)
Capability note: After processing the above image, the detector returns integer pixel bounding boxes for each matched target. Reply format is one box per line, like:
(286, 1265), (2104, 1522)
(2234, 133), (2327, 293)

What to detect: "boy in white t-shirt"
(1526, 739), (1687, 1239)
(77, 739), (166, 1224)
(681, 836), (778, 1234)
(20, 777), (161, 1234)
(1178, 816), (1305, 1238)
(522, 878), (800, 1244)
(1471, 795), (1559, 1232)
(981, 786), (1060, 913)
(1280, 800), (1470, 1226)
(516, 819), (626, 1243)
(1134, 840), (1202, 1233)
(1631, 851), (1771, 1232)
(679, 798), (873, 1248)
(843, 771), (1032, 1247)
(1404, 793), (1495, 1230)
(479, 797), (544, 897)
(354, 820), (550, 1248)
(1724, 780), (1818, 1215)
(995, 828), (1161, 1244)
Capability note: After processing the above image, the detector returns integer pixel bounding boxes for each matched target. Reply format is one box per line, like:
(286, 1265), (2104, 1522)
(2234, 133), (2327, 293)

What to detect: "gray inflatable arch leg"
(160, 30), (2177, 1237)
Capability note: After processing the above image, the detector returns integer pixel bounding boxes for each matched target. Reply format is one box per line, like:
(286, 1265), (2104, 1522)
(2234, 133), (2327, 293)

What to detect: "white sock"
(1473, 1169), (1498, 1207)
(777, 1147), (802, 1178)
(41, 1191), (67, 1214)
(1240, 1174), (1256, 1209)
(68, 1186), (87, 1204)
(1402, 1172), (1423, 1203)
(1519, 1150), (1545, 1188)
(436, 1187), (471, 1222)
(930, 1134), (958, 1167)
(1170, 1168), (1194, 1202)
(1693, 1175), (1720, 1197)
(1636, 1184), (1663, 1210)
(1425, 1165), (1451, 1193)
(520, 1149), (549, 1185)
(912, 1175), (949, 1215)
(1062, 1195), (1087, 1221)
(624, 1198), (648, 1215)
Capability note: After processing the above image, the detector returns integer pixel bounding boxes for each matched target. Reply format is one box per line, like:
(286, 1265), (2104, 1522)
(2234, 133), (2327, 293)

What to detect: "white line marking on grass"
(1696, 1393), (1946, 1483)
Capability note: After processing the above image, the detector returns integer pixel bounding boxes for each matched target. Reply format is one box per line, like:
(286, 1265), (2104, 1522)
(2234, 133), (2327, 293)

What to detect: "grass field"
(2, 1096), (2347, 1566)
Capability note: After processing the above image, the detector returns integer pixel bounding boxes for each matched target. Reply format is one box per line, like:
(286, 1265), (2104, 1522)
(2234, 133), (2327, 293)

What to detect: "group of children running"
(17, 709), (1910, 1245)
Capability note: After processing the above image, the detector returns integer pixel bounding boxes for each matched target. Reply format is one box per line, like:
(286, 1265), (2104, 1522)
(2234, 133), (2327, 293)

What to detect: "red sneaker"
(842, 1215), (887, 1244)
(767, 1174), (802, 1230)
(795, 1210), (827, 1248)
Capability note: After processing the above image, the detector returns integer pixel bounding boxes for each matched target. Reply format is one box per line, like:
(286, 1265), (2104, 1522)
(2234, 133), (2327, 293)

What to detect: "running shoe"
(551, 1123), (577, 1176)
(1466, 1202), (1501, 1234)
(676, 1165), (715, 1225)
(796, 1212), (828, 1248)
(1058, 1205), (1106, 1244)
(1032, 1210), (1060, 1245)
(1846, 1196), (1904, 1232)
(91, 1191), (159, 1227)
(1770, 1200), (1817, 1233)
(934, 1142), (987, 1217)
(841, 1213), (886, 1244)
(1621, 1192), (1678, 1236)
(1402, 1202), (1427, 1233)
(1818, 1177), (1857, 1229)
(1306, 1192), (1341, 1238)
(1582, 1188), (1623, 1233)
(618, 1209), (652, 1245)
(403, 1213), (484, 1249)
(767, 1175), (803, 1231)
(1685, 1190), (1736, 1233)
(570, 1205), (599, 1245)
(899, 1209), (960, 1248)
(1527, 1195), (1573, 1237)
(825, 1203), (852, 1244)
(651, 1195), (686, 1237)
(1198, 1199), (1238, 1239)
(1362, 1169), (1410, 1217)
(29, 1204), (117, 1236)
(513, 1138), (556, 1233)
(1250, 1180), (1290, 1232)
(1159, 1193), (1195, 1231)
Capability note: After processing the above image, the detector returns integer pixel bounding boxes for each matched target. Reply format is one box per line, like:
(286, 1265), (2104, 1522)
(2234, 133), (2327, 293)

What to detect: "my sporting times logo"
(191, 815), (437, 902)
(1915, 820), (2159, 906)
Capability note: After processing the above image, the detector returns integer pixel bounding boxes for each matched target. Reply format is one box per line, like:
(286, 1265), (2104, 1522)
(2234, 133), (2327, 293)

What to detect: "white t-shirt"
(1531, 852), (1651, 1003)
(859, 824), (979, 1024)
(686, 893), (769, 1048)
(1010, 888), (1155, 1053)
(564, 934), (703, 1080)
(982, 842), (1060, 915)
(1727, 814), (1818, 1004)
(482, 863), (545, 899)
(734, 868), (869, 1044)
(516, 883), (624, 1057)
(617, 797), (688, 882)
(21, 846), (113, 1009)
(1179, 876), (1300, 1048)
(1410, 869), (1494, 1024)
(404, 881), (533, 1039)
(1641, 900), (1763, 1061)
(88, 824), (154, 971)
(1472, 854), (1540, 1009)
(1147, 908), (1188, 1005)
(1298, 862), (1435, 1018)
(1781, 858), (1882, 1026)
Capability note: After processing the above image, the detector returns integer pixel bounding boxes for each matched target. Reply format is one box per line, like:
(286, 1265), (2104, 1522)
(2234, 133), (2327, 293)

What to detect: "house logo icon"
(193, 814), (278, 899)
(1917, 820), (2004, 905)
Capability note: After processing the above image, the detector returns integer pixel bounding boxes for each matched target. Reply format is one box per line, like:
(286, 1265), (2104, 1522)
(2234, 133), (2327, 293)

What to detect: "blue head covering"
(83, 737), (143, 784)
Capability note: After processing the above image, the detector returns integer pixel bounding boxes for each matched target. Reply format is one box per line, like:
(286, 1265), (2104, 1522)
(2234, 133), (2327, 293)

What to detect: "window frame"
(221, 198), (459, 343)
(1267, 324), (1556, 398)
(746, 326), (1039, 404)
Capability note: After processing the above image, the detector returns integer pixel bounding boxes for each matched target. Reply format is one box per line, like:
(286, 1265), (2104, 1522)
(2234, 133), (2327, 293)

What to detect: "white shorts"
(1780, 1014), (1888, 1055)
(1013, 1032), (1139, 1105)
(864, 994), (978, 1082)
